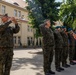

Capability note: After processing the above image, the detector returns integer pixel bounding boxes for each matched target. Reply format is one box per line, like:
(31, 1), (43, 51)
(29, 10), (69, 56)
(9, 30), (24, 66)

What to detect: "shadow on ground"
(11, 49), (76, 75)
(11, 51), (43, 72)
(28, 51), (43, 54)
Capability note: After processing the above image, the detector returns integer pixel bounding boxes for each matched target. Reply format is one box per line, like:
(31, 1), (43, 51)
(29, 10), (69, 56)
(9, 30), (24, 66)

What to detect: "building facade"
(0, 0), (42, 48)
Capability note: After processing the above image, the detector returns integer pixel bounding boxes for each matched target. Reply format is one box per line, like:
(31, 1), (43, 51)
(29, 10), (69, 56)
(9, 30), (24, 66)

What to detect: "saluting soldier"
(54, 26), (64, 72)
(0, 14), (20, 75)
(39, 19), (55, 75)
(60, 26), (70, 68)
(68, 28), (76, 65)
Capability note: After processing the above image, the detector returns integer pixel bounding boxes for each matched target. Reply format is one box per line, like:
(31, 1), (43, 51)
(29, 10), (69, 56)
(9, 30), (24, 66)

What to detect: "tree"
(38, 0), (61, 24)
(59, 0), (76, 29)
(26, 0), (61, 37)
(26, 0), (44, 37)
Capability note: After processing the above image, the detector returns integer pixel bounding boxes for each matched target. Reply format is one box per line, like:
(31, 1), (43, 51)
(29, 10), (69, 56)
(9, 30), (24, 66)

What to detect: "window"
(14, 9), (17, 17)
(18, 11), (21, 17)
(36, 39), (38, 46)
(27, 37), (30, 46)
(27, 37), (29, 40)
(2, 5), (6, 14)
(21, 15), (25, 20)
(31, 37), (32, 42)
(27, 26), (32, 32)
(31, 29), (32, 32)
(28, 26), (30, 32)
(13, 36), (16, 44)
(39, 38), (42, 46)
(13, 2), (19, 6)
(31, 37), (33, 45)
(18, 36), (21, 44)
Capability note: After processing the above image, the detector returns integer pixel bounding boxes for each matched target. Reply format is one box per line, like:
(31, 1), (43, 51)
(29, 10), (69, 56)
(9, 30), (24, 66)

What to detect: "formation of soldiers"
(0, 14), (75, 75)
(39, 19), (76, 75)
(0, 14), (20, 75)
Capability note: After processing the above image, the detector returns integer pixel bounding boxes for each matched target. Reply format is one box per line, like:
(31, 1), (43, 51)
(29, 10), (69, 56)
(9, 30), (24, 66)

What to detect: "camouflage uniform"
(68, 33), (75, 63)
(60, 31), (69, 66)
(39, 24), (55, 74)
(0, 48), (5, 75)
(0, 21), (12, 75)
(54, 29), (63, 69)
(0, 20), (20, 75)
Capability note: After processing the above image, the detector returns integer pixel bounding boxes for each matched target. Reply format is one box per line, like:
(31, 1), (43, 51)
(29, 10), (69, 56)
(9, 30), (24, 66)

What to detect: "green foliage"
(59, 0), (76, 29)
(38, 0), (61, 24)
(26, 0), (61, 37)
(72, 19), (76, 29)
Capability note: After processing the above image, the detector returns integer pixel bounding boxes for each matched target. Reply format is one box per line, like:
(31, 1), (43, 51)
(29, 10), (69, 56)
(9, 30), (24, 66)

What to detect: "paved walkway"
(11, 48), (76, 75)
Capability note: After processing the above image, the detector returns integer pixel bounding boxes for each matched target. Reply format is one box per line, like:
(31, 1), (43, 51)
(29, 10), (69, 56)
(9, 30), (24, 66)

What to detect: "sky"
(5, 0), (63, 2)
(55, 0), (63, 2)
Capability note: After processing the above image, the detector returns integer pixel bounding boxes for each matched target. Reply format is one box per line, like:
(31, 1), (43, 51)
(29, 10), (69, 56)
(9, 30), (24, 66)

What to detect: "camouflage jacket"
(0, 20), (20, 47)
(39, 24), (55, 47)
(54, 29), (63, 48)
(68, 33), (75, 47)
(60, 31), (68, 46)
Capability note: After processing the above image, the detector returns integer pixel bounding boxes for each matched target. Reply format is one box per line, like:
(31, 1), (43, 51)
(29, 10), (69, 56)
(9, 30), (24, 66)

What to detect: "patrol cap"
(55, 26), (61, 29)
(61, 26), (66, 28)
(68, 28), (72, 31)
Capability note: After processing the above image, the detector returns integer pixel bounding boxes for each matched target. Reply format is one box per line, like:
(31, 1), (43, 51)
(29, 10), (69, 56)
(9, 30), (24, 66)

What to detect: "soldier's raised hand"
(11, 17), (18, 24)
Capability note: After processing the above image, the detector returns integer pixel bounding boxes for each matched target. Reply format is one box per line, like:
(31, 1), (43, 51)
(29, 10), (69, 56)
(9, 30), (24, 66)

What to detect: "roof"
(0, 0), (28, 11)
(4, 0), (28, 8)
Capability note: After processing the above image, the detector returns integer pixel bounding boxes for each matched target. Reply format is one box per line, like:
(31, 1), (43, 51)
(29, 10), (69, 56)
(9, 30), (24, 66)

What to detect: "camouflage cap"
(55, 26), (61, 29)
(68, 28), (72, 31)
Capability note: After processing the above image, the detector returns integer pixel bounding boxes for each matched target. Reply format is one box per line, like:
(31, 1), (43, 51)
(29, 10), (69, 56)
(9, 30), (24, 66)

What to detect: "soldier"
(68, 28), (76, 65)
(0, 14), (20, 75)
(60, 26), (70, 68)
(54, 26), (64, 72)
(39, 19), (55, 75)
(73, 30), (76, 62)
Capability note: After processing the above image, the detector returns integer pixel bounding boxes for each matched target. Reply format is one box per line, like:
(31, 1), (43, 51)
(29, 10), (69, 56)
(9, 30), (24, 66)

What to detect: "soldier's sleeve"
(0, 20), (12, 32)
(53, 30), (57, 38)
(59, 33), (64, 44)
(12, 23), (20, 33)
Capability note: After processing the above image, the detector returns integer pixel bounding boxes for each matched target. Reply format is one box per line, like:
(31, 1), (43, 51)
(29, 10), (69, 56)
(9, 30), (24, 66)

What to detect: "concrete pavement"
(11, 48), (76, 75)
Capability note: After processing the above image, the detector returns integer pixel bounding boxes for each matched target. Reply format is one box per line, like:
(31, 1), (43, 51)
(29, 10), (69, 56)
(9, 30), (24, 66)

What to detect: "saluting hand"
(11, 17), (18, 24)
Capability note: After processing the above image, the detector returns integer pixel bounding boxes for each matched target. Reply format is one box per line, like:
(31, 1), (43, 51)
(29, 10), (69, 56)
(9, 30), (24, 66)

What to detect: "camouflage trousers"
(3, 47), (13, 75)
(62, 46), (69, 66)
(43, 46), (54, 74)
(0, 48), (6, 75)
(55, 48), (63, 69)
(69, 46), (75, 62)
